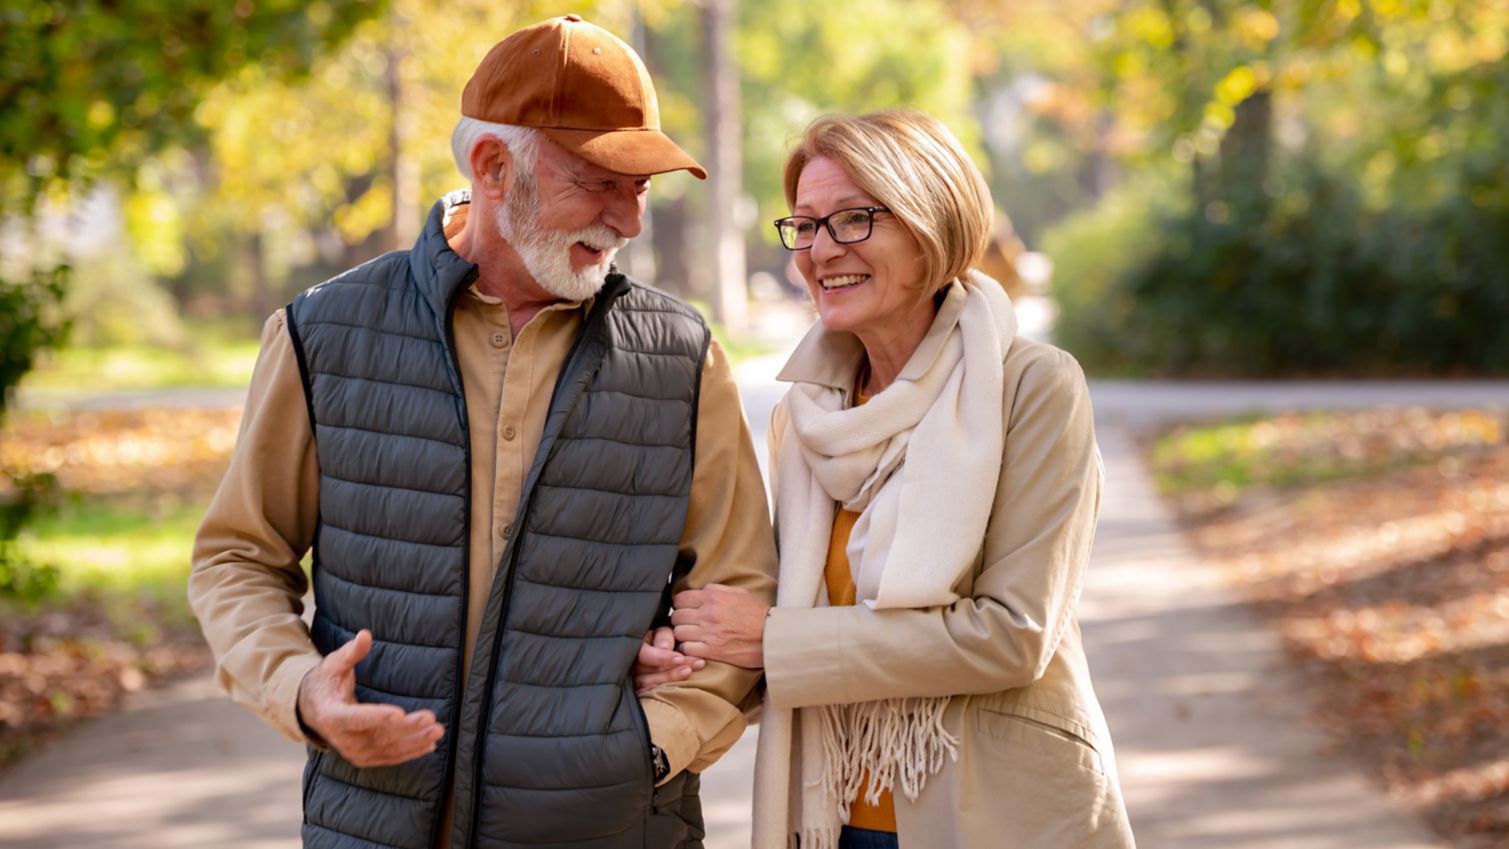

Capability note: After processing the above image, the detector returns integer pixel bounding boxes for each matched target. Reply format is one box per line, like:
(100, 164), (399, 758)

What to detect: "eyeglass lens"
(778, 208), (877, 250)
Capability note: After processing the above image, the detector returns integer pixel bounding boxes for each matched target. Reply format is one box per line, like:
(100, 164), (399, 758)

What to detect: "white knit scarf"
(753, 274), (1019, 849)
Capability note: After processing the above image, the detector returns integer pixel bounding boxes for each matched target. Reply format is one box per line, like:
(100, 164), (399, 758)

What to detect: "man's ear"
(470, 137), (513, 201)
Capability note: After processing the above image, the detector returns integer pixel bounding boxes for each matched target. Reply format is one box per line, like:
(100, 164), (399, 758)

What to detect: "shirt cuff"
(640, 697), (698, 785)
(266, 651), (326, 747)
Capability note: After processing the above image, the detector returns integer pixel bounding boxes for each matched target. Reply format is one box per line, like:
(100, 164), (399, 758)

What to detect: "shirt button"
(503, 425), (517, 441)
(502, 524), (513, 540)
(490, 332), (507, 348)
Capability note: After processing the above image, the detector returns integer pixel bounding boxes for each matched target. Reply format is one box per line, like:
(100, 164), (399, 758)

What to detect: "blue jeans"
(838, 826), (899, 849)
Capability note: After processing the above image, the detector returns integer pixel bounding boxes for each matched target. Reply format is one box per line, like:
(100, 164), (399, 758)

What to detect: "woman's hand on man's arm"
(671, 583), (770, 669)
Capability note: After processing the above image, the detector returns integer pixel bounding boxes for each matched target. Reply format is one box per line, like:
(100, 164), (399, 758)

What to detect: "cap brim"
(541, 127), (708, 180)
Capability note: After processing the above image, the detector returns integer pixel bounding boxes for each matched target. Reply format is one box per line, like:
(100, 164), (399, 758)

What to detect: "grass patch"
(1148, 408), (1507, 508)
(14, 498), (202, 625)
(22, 339), (260, 393)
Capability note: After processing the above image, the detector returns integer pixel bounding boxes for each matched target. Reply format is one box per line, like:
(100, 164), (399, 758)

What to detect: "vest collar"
(410, 190), (480, 327)
(411, 189), (634, 330)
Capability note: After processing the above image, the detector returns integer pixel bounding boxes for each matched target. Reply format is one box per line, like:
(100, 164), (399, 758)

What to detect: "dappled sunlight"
(1154, 411), (1509, 845)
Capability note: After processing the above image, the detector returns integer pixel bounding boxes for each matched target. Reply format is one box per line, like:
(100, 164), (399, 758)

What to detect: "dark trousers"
(839, 826), (900, 849)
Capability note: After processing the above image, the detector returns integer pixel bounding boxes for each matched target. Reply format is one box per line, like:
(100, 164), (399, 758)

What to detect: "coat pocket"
(974, 704), (1105, 777)
(646, 771), (705, 848)
(969, 704), (1120, 842)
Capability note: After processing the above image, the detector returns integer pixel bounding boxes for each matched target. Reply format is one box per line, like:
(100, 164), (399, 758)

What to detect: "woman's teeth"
(821, 274), (868, 290)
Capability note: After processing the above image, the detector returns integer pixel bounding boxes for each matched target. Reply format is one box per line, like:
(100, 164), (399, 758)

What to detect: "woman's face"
(792, 156), (933, 350)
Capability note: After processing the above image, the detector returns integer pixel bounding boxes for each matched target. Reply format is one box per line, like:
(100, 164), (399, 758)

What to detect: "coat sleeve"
(763, 344), (1101, 709)
(639, 339), (780, 778)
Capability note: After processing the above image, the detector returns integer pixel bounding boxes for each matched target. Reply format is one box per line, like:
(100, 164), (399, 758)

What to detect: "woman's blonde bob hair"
(783, 110), (994, 295)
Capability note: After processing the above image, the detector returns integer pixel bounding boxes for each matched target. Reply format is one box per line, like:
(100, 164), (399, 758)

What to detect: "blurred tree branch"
(0, 0), (388, 601)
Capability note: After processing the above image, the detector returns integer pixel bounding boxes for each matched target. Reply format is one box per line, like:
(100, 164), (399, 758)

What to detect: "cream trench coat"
(762, 328), (1137, 849)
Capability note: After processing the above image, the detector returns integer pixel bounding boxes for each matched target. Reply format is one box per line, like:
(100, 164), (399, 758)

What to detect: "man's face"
(495, 141), (650, 302)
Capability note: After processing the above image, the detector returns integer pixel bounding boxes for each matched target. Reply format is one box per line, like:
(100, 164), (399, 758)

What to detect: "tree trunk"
(243, 231), (273, 320)
(621, 10), (658, 284)
(384, 28), (420, 253)
(651, 195), (692, 299)
(1219, 88), (1272, 202)
(701, 0), (746, 330)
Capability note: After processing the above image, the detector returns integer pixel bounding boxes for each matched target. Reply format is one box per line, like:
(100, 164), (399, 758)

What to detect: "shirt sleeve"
(188, 309), (324, 743)
(762, 345), (1102, 708)
(639, 337), (780, 780)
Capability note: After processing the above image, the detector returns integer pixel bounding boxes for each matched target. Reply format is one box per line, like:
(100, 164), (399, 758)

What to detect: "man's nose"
(601, 185), (645, 239)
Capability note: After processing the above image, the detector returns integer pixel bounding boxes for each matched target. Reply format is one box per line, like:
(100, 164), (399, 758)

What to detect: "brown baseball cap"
(461, 15), (707, 180)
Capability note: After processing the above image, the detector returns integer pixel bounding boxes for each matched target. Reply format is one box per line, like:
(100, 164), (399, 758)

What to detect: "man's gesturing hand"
(297, 629), (445, 767)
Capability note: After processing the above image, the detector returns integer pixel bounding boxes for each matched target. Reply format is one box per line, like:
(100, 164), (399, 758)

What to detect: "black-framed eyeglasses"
(773, 206), (891, 251)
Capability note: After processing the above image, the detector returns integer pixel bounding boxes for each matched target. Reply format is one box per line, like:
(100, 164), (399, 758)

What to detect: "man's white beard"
(496, 171), (628, 302)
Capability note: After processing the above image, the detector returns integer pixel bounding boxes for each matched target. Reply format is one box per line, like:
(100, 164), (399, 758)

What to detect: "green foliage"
(1076, 154), (1509, 376)
(0, 472), (62, 607)
(742, 0), (979, 234)
(1047, 0), (1509, 376)
(57, 244), (189, 349)
(0, 0), (387, 189)
(0, 0), (386, 594)
(1041, 182), (1167, 374)
(0, 264), (68, 416)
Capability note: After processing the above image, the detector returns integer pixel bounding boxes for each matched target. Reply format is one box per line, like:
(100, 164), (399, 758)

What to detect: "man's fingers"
(349, 733), (441, 768)
(650, 626), (675, 651)
(678, 640), (710, 659)
(671, 589), (706, 609)
(329, 629), (374, 673)
(635, 642), (685, 671)
(327, 705), (445, 767)
(398, 708), (440, 732)
(332, 701), (408, 733)
(634, 664), (694, 695)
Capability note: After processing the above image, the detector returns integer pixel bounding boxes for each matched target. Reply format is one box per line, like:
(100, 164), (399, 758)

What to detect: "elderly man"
(189, 15), (776, 849)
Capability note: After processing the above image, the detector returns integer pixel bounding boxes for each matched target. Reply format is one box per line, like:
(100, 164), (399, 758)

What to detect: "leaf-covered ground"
(1148, 408), (1509, 849)
(0, 407), (243, 766)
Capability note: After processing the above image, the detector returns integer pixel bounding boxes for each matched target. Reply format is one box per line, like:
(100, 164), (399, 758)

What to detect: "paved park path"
(3, 339), (1507, 846)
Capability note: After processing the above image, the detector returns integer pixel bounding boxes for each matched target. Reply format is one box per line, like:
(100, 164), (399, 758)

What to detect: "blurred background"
(1, 1), (1507, 847)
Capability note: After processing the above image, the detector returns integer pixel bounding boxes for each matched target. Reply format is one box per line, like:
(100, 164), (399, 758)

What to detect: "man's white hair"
(451, 116), (541, 181)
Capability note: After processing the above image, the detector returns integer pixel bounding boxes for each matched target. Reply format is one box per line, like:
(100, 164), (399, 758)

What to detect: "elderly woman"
(647, 110), (1135, 849)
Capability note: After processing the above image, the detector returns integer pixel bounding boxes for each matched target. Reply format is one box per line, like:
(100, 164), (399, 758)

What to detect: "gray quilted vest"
(286, 195), (709, 849)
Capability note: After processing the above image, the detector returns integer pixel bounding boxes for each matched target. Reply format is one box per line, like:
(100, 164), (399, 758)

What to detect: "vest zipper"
(466, 498), (528, 849)
(465, 279), (625, 849)
(431, 270), (476, 849)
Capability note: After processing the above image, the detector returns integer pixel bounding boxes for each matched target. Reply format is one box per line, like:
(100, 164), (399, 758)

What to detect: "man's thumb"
(331, 629), (373, 671)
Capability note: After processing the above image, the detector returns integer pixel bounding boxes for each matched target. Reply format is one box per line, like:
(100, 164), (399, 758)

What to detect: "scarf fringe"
(820, 696), (960, 819)
(795, 826), (840, 849)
